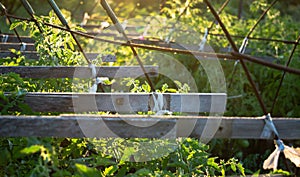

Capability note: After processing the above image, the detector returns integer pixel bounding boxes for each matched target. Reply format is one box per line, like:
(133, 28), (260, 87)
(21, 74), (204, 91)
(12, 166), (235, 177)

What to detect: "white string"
(80, 12), (90, 26)
(101, 21), (110, 29)
(121, 19), (128, 30)
(151, 92), (172, 115)
(2, 34), (8, 43)
(89, 63), (97, 78)
(234, 37), (248, 66)
(89, 64), (98, 93)
(262, 114), (300, 170)
(260, 113), (279, 138)
(198, 28), (208, 51)
(89, 77), (104, 93)
(20, 42), (26, 51)
(165, 28), (175, 44)
(142, 23), (151, 38)
(239, 37), (248, 54)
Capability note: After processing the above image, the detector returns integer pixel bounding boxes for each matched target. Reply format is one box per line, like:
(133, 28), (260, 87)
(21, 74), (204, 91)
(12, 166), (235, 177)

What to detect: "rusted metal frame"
(1, 13), (239, 60)
(100, 0), (155, 92)
(0, 2), (23, 43)
(204, 0), (267, 114)
(270, 35), (300, 113)
(48, 0), (106, 92)
(231, 52), (300, 76)
(206, 32), (299, 45)
(246, 0), (278, 37)
(47, 0), (91, 65)
(207, 0), (230, 31)
(6, 13), (300, 76)
(20, 0), (43, 34)
(228, 0), (278, 88)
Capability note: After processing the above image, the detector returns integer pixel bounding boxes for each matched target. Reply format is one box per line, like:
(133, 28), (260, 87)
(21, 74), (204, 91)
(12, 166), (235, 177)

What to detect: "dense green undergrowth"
(1, 0), (300, 176)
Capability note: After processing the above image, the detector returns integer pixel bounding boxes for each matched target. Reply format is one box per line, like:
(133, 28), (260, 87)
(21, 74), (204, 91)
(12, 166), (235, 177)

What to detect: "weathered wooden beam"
(0, 51), (39, 59)
(19, 92), (226, 113)
(0, 115), (299, 139)
(0, 51), (102, 60)
(0, 43), (36, 51)
(0, 66), (158, 78)
(0, 35), (34, 43)
(80, 24), (140, 30)
(86, 32), (140, 38)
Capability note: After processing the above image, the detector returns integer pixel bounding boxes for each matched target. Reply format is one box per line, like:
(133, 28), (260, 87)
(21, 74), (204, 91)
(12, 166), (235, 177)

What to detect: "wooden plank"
(80, 24), (140, 30)
(0, 66), (158, 78)
(0, 115), (299, 139)
(0, 35), (35, 43)
(0, 51), (103, 60)
(16, 92), (226, 113)
(23, 93), (150, 113)
(86, 32), (140, 38)
(0, 51), (40, 59)
(0, 43), (36, 51)
(0, 115), (176, 138)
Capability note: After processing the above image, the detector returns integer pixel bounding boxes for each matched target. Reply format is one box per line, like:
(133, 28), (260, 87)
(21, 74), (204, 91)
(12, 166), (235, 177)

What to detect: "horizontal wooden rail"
(0, 34), (34, 43)
(0, 43), (35, 51)
(0, 36), (276, 62)
(0, 51), (102, 60)
(0, 115), (299, 139)
(0, 66), (158, 78)
(17, 92), (226, 113)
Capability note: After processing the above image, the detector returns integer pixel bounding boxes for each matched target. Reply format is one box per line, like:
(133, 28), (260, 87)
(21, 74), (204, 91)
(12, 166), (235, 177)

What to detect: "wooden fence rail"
(9, 92), (226, 113)
(0, 51), (103, 60)
(0, 115), (299, 139)
(0, 66), (158, 78)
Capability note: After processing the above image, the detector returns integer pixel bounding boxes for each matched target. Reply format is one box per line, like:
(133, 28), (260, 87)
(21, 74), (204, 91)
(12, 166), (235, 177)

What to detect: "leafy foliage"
(0, 137), (245, 176)
(1, 0), (300, 176)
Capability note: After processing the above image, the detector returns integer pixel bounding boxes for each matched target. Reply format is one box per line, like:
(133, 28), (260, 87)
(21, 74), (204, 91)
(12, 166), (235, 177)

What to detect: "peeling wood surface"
(0, 115), (299, 139)
(0, 35), (34, 43)
(0, 66), (158, 78)
(0, 43), (36, 51)
(19, 92), (226, 113)
(0, 51), (101, 60)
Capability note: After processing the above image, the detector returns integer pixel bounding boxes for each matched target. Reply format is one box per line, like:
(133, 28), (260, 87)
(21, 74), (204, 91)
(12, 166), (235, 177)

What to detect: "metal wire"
(0, 2), (23, 43)
(228, 0), (278, 89)
(5, 0), (300, 116)
(100, 0), (155, 92)
(5, 13), (300, 77)
(270, 35), (300, 114)
(47, 0), (91, 65)
(204, 0), (268, 114)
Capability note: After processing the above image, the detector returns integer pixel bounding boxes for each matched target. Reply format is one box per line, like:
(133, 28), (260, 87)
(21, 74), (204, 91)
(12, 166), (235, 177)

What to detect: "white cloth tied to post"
(262, 114), (300, 170)
(234, 37), (248, 66)
(164, 28), (175, 44)
(89, 64), (104, 93)
(2, 34), (8, 43)
(151, 92), (172, 115)
(80, 12), (90, 26)
(263, 139), (300, 170)
(238, 37), (248, 54)
(260, 113), (279, 139)
(198, 28), (208, 51)
(20, 42), (27, 51)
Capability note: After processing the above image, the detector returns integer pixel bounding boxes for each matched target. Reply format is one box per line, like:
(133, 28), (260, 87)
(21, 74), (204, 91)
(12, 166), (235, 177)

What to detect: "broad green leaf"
(230, 163), (236, 172)
(237, 163), (245, 176)
(103, 165), (118, 176)
(20, 145), (42, 154)
(9, 21), (23, 30)
(134, 168), (152, 176)
(75, 163), (100, 177)
(95, 156), (116, 166)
